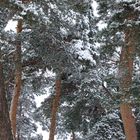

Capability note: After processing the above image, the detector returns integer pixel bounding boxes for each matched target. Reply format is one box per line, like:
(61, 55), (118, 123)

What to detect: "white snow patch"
(97, 20), (107, 30)
(5, 20), (17, 32)
(71, 40), (96, 65)
(35, 88), (50, 139)
(91, 0), (99, 17)
(116, 0), (135, 3)
(35, 94), (48, 108)
(36, 123), (50, 140)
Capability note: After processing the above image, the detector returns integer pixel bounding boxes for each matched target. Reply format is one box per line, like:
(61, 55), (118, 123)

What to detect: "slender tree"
(0, 48), (13, 140)
(49, 74), (62, 140)
(94, 1), (140, 139)
(0, 4), (14, 140)
(119, 6), (138, 140)
(10, 19), (22, 139)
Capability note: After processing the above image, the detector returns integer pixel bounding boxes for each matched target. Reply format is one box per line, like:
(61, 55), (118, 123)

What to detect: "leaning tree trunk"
(10, 19), (22, 139)
(49, 75), (62, 140)
(119, 8), (138, 140)
(0, 48), (13, 140)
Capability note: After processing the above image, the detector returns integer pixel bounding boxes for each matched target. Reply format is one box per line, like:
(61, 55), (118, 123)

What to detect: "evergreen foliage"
(0, 0), (140, 139)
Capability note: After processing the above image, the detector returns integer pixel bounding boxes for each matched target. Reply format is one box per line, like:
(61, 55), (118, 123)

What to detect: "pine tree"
(95, 1), (140, 139)
(9, 18), (23, 139)
(49, 74), (62, 140)
(0, 48), (13, 140)
(2, 0), (140, 139)
(119, 5), (138, 139)
(0, 6), (14, 140)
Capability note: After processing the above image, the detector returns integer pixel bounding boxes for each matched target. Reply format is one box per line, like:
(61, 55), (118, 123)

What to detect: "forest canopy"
(0, 0), (140, 140)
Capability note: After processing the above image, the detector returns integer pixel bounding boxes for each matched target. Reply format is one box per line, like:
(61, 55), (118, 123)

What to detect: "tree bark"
(119, 9), (137, 140)
(71, 131), (75, 140)
(49, 76), (61, 140)
(0, 0), (9, 5)
(10, 19), (22, 139)
(120, 103), (137, 140)
(0, 48), (13, 140)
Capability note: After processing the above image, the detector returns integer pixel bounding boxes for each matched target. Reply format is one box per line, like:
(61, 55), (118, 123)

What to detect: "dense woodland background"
(0, 0), (140, 140)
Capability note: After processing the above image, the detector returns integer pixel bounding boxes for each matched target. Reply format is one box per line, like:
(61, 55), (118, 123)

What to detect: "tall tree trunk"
(119, 9), (137, 140)
(10, 19), (22, 139)
(0, 48), (13, 140)
(49, 76), (62, 140)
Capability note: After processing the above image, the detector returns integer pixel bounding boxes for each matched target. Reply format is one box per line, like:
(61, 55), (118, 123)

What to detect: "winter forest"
(0, 0), (140, 140)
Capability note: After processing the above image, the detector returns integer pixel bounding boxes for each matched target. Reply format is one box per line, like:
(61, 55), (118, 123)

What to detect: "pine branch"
(102, 82), (114, 100)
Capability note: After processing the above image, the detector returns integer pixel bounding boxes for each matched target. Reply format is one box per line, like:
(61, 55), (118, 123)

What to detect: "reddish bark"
(119, 8), (138, 140)
(49, 78), (61, 140)
(120, 103), (137, 140)
(10, 19), (22, 139)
